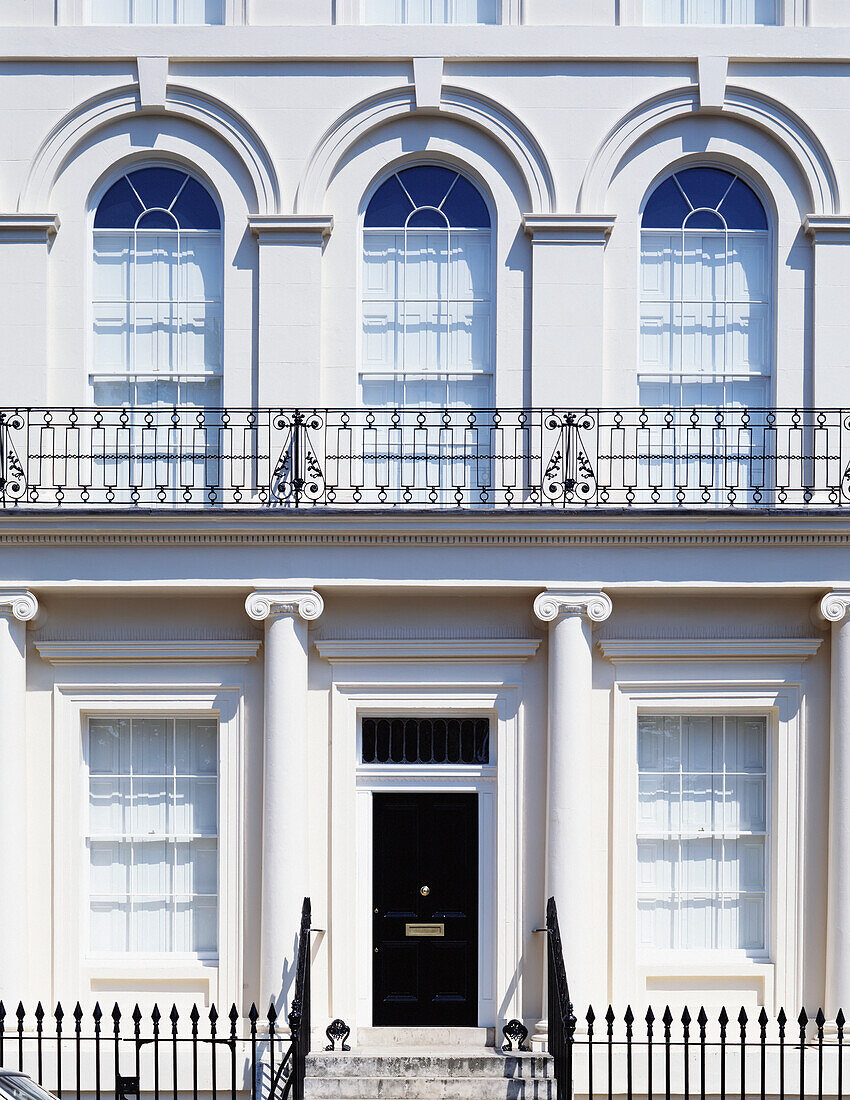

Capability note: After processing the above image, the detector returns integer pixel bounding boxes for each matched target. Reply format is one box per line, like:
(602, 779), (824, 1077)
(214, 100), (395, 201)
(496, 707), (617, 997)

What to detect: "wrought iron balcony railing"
(1, 405), (848, 510)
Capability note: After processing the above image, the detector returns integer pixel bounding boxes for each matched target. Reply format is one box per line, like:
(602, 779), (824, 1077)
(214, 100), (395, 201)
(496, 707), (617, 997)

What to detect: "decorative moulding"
(245, 589), (324, 623)
(697, 55), (728, 110)
(0, 215), (60, 241)
(522, 214), (616, 242)
(248, 215), (334, 242)
(136, 56), (168, 110)
(0, 589), (39, 623)
(35, 639), (260, 664)
(533, 590), (613, 624)
(315, 639), (540, 662)
(804, 215), (850, 242)
(597, 638), (822, 662)
(413, 57), (443, 110)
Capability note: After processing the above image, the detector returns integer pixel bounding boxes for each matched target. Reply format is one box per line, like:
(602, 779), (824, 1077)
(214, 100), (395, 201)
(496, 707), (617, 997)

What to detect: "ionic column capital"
(816, 592), (850, 625)
(0, 589), (39, 623)
(533, 589), (613, 626)
(245, 588), (324, 624)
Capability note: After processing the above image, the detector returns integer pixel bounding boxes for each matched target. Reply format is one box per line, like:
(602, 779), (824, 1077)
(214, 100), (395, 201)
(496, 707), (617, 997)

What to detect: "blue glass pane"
(398, 165), (459, 208)
(94, 176), (144, 228)
(137, 209), (178, 230)
(675, 166), (736, 212)
(171, 177), (221, 230)
(407, 208), (448, 228)
(441, 174), (490, 228)
(128, 167), (186, 211)
(685, 209), (726, 230)
(720, 178), (768, 231)
(365, 175), (414, 227)
(642, 175), (691, 228)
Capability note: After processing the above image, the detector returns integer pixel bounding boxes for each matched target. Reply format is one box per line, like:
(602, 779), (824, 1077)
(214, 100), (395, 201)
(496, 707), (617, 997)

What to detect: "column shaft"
(0, 591), (38, 1001)
(827, 604), (850, 1015)
(246, 589), (323, 1014)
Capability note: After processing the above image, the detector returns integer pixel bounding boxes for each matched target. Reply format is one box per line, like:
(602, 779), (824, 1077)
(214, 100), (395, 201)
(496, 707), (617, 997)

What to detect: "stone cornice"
(245, 588), (324, 623)
(315, 638), (540, 662)
(35, 639), (260, 664)
(0, 589), (39, 622)
(533, 589), (613, 624)
(598, 638), (822, 662)
(248, 215), (334, 242)
(8, 511), (850, 548)
(522, 214), (616, 242)
(804, 215), (850, 242)
(0, 214), (60, 241)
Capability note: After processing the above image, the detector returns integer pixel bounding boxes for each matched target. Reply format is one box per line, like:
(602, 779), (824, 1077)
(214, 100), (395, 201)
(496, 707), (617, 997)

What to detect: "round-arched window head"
(365, 165), (490, 229)
(92, 166), (222, 409)
(642, 166), (767, 232)
(638, 165), (771, 412)
(95, 166), (220, 231)
(361, 165), (493, 411)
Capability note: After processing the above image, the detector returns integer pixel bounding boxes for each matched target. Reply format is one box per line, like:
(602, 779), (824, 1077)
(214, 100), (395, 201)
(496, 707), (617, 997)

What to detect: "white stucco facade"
(3, 0), (850, 1052)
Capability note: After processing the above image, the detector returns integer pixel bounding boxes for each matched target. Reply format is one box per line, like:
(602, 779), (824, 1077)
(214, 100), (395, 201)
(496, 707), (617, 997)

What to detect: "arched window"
(362, 164), (492, 409)
(643, 0), (777, 23)
(639, 166), (770, 409)
(92, 166), (222, 406)
(364, 0), (499, 23)
(88, 0), (224, 23)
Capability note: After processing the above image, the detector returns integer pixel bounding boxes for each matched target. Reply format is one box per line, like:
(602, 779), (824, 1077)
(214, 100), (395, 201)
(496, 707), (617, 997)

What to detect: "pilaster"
(522, 216), (615, 408)
(0, 217), (58, 406)
(248, 216), (334, 409)
(0, 590), (39, 1002)
(804, 217), (850, 406)
(817, 590), (850, 1019)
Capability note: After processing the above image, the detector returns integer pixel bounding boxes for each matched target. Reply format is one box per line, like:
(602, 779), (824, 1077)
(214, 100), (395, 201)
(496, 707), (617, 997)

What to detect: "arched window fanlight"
(639, 166), (771, 409)
(361, 165), (493, 410)
(92, 166), (222, 407)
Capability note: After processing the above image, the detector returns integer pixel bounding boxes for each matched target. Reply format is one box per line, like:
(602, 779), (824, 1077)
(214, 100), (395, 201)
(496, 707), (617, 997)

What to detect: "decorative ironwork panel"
(361, 716), (490, 765)
(2, 405), (850, 509)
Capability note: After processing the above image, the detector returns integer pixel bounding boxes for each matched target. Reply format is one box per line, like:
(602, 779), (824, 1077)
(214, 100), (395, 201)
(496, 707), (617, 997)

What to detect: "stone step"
(307, 1052), (552, 1079)
(304, 1050), (555, 1099)
(354, 1027), (495, 1049)
(304, 1076), (554, 1099)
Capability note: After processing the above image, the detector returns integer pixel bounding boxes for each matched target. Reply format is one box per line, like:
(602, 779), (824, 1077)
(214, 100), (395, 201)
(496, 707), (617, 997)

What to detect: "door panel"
(373, 792), (478, 1026)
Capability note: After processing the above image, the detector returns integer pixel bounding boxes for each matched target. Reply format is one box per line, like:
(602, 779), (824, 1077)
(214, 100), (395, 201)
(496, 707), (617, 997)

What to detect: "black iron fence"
(0, 901), (312, 1100)
(546, 897), (850, 1100)
(2, 406), (850, 509)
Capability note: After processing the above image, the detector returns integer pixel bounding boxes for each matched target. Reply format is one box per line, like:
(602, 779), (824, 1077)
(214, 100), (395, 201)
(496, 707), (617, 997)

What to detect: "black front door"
(372, 792), (478, 1026)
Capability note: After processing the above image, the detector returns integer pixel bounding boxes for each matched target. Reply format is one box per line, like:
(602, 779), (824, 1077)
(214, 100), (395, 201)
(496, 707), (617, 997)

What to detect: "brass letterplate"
(405, 923), (445, 938)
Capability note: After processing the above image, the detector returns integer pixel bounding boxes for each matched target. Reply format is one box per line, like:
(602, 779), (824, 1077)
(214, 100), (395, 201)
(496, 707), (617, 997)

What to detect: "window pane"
(90, 778), (130, 835)
(132, 718), (171, 774)
(637, 713), (768, 952)
(90, 900), (130, 952)
(89, 718), (130, 774)
(88, 716), (219, 956)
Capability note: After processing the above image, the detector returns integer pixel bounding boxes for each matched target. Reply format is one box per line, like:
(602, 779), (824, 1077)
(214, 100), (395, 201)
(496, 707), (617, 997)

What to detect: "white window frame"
(52, 682), (245, 1006)
(606, 654), (812, 1012)
(88, 165), (225, 404)
(336, 0), (521, 24)
(637, 167), (774, 409)
(85, 713), (221, 961)
(621, 0), (805, 23)
(56, 0), (245, 24)
(358, 164), (497, 409)
(635, 711), (771, 958)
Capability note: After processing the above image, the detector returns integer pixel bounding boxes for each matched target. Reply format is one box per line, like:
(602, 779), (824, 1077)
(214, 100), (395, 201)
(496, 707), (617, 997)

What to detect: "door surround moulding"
(326, 648), (533, 1040)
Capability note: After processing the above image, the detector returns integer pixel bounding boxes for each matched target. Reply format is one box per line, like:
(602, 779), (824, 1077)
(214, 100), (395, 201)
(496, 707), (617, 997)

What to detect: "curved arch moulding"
(296, 84), (557, 216)
(579, 85), (840, 218)
(18, 83), (281, 216)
